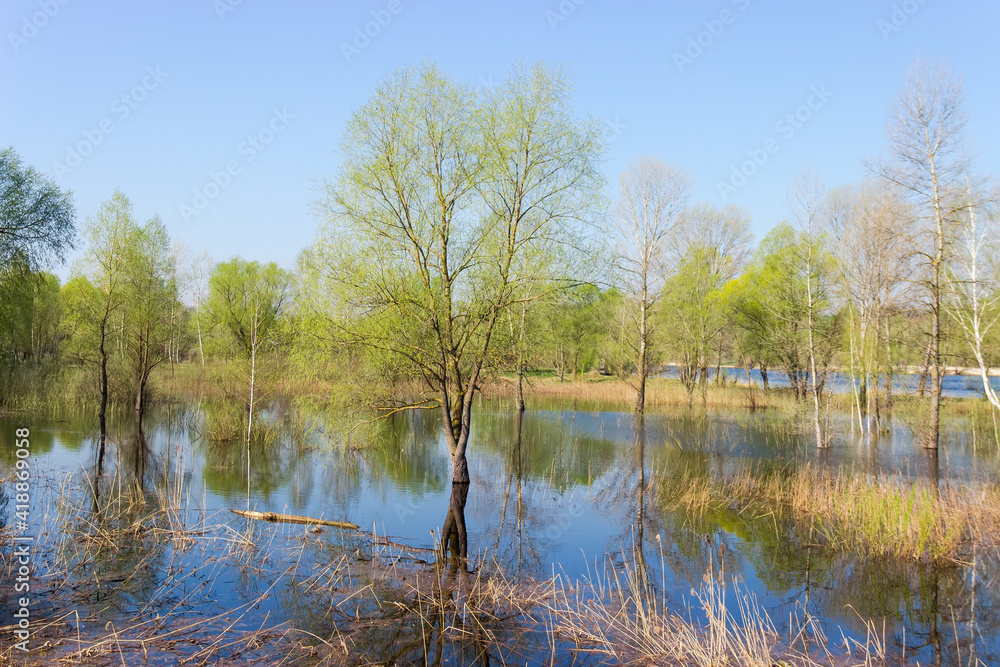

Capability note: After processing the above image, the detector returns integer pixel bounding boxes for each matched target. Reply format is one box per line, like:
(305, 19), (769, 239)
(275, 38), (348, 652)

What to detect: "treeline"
(1, 59), (998, 467)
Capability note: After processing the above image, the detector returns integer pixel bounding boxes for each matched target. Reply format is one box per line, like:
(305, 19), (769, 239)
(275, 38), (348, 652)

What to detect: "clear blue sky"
(3, 1), (999, 279)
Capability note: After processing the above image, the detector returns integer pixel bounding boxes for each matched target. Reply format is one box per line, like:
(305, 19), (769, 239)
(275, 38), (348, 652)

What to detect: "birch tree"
(870, 58), (980, 449)
(825, 180), (912, 432)
(947, 197), (1000, 414)
(789, 172), (828, 448)
(613, 157), (691, 413)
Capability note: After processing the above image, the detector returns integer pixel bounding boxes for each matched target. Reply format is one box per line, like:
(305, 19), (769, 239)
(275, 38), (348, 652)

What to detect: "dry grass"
(656, 463), (1000, 561)
(483, 374), (803, 412)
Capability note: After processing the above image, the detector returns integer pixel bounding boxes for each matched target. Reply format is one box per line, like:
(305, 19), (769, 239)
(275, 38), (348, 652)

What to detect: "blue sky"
(3, 1), (999, 279)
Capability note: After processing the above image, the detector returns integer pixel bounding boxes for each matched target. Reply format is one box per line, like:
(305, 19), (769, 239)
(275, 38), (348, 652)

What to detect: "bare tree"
(613, 156), (692, 413)
(825, 180), (913, 432)
(788, 171), (828, 448)
(186, 250), (214, 369)
(870, 58), (980, 449)
(946, 196), (1000, 416)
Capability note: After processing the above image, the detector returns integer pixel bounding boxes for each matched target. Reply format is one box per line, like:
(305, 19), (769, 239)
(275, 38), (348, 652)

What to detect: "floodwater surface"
(2, 397), (999, 664)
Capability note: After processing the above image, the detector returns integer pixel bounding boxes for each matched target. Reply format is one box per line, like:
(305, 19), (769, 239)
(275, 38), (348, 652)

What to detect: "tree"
(64, 191), (176, 420)
(0, 255), (61, 366)
(825, 179), (912, 432)
(729, 223), (837, 405)
(659, 203), (752, 404)
(946, 197), (1000, 416)
(613, 156), (692, 413)
(70, 190), (135, 429)
(302, 62), (603, 484)
(870, 58), (981, 449)
(543, 283), (607, 382)
(788, 171), (830, 448)
(186, 250), (215, 368)
(0, 147), (76, 268)
(120, 216), (176, 414)
(209, 258), (292, 443)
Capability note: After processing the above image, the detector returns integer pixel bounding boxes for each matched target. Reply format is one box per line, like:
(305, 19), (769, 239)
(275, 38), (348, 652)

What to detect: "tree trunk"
(636, 287), (647, 413)
(515, 362), (525, 413)
(917, 335), (933, 397)
(196, 307), (206, 369)
(99, 320), (109, 426)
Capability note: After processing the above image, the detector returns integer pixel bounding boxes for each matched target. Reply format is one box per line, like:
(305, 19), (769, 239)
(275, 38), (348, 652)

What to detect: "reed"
(655, 463), (995, 561)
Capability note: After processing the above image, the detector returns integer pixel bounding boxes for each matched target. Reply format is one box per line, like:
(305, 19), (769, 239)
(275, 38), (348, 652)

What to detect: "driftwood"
(231, 509), (358, 530)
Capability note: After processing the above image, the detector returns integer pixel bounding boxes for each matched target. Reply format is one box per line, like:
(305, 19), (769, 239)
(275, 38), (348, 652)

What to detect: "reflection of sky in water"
(1, 402), (997, 665)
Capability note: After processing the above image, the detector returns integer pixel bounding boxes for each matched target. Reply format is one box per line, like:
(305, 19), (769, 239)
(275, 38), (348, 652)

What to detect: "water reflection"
(440, 482), (469, 572)
(2, 400), (1000, 664)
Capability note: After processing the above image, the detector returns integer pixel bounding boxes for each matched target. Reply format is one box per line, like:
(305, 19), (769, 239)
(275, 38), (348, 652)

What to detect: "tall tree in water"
(613, 156), (691, 413)
(871, 58), (980, 449)
(825, 179), (912, 432)
(120, 216), (176, 415)
(210, 258), (292, 440)
(70, 190), (134, 430)
(302, 62), (603, 484)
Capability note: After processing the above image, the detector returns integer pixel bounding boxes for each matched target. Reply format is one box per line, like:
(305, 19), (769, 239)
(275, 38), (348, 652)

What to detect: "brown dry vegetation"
(656, 463), (1000, 562)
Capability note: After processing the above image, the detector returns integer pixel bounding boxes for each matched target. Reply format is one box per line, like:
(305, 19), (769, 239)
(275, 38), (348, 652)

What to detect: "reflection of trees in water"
(647, 454), (1000, 664)
(473, 410), (617, 489)
(360, 409), (450, 492)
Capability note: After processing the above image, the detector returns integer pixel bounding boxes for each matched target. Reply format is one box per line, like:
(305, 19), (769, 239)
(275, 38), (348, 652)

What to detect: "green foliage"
(0, 254), (61, 365)
(0, 146), (76, 268)
(208, 258), (292, 360)
(57, 190), (179, 413)
(725, 223), (839, 398)
(300, 60), (605, 470)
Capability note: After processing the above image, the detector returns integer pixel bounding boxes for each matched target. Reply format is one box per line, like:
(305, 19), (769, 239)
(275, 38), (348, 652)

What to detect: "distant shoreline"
(663, 363), (1000, 378)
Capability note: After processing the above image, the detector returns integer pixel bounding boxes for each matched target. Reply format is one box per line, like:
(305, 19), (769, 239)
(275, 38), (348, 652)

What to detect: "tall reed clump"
(0, 362), (95, 416)
(545, 547), (876, 666)
(656, 463), (986, 561)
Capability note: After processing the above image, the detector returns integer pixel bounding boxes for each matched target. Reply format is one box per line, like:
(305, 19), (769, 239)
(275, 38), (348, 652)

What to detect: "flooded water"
(661, 364), (1000, 400)
(2, 398), (999, 664)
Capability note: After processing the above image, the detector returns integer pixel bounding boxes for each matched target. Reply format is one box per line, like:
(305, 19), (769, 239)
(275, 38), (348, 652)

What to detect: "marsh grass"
(483, 374), (817, 415)
(0, 362), (96, 416)
(656, 463), (997, 561)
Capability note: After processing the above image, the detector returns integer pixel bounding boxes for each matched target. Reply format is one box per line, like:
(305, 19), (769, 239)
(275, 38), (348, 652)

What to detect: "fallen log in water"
(230, 509), (359, 530)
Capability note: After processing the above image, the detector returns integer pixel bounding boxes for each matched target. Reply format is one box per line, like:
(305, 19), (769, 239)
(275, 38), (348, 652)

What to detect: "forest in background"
(1, 58), (998, 471)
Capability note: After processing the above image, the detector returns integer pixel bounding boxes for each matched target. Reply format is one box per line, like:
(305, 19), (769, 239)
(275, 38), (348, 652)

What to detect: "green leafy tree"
(209, 258), (292, 439)
(301, 62), (603, 484)
(68, 191), (135, 428)
(0, 147), (76, 267)
(120, 216), (176, 413)
(63, 191), (177, 419)
(728, 223), (838, 404)
(660, 203), (752, 404)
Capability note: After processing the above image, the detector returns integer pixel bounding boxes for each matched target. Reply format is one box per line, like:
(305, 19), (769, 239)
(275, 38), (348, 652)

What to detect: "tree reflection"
(440, 482), (470, 574)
